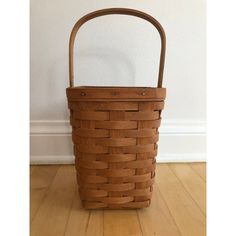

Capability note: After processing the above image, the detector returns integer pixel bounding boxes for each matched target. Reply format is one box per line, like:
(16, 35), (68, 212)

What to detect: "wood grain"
(30, 164), (206, 236)
(64, 191), (90, 236)
(104, 210), (142, 236)
(30, 166), (76, 236)
(30, 165), (38, 176)
(156, 164), (206, 236)
(169, 163), (206, 215)
(190, 163), (206, 181)
(68, 98), (164, 209)
(86, 210), (103, 236)
(137, 187), (182, 236)
(30, 165), (59, 222)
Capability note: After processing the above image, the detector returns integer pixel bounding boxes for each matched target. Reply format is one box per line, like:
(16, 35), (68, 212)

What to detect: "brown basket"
(66, 8), (166, 209)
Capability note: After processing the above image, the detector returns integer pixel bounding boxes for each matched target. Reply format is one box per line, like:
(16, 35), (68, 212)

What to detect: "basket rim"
(66, 86), (166, 101)
(67, 86), (166, 89)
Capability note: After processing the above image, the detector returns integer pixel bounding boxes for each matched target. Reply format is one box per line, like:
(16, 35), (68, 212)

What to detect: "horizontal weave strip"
(73, 110), (160, 120)
(82, 200), (150, 209)
(68, 101), (165, 111)
(77, 173), (154, 184)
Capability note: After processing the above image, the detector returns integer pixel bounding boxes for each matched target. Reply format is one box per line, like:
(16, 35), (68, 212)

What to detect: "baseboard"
(30, 119), (206, 134)
(30, 119), (206, 164)
(30, 155), (75, 164)
(30, 154), (206, 165)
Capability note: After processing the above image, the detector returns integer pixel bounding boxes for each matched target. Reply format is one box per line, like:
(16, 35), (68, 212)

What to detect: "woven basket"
(66, 8), (166, 209)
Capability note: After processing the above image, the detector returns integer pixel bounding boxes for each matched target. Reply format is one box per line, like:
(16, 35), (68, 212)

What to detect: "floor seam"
(103, 210), (104, 236)
(155, 178), (183, 236)
(63, 187), (77, 236)
(168, 163), (206, 216)
(188, 163), (206, 182)
(85, 210), (91, 234)
(136, 209), (144, 236)
(30, 165), (60, 223)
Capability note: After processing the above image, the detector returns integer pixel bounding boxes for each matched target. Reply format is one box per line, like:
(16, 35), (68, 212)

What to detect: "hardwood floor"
(30, 163), (206, 236)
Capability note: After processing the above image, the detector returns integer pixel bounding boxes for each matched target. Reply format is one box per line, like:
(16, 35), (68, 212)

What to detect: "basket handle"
(69, 8), (166, 88)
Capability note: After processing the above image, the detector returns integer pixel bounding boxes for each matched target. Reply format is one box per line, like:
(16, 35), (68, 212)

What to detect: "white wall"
(30, 0), (206, 163)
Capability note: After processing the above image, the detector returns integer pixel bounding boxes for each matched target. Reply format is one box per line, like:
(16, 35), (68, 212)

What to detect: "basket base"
(81, 199), (151, 210)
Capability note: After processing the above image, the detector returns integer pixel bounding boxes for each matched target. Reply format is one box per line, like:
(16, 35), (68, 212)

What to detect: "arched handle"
(69, 8), (166, 88)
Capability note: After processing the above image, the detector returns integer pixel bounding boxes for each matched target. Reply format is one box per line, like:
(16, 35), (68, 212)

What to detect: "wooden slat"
(82, 182), (135, 191)
(30, 166), (76, 236)
(78, 174), (107, 184)
(120, 128), (157, 138)
(73, 111), (109, 120)
(96, 168), (135, 177)
(95, 137), (136, 146)
(189, 163), (206, 181)
(77, 160), (108, 169)
(30, 165), (59, 222)
(111, 173), (153, 183)
(69, 101), (139, 111)
(74, 128), (109, 137)
(74, 137), (137, 147)
(138, 101), (165, 110)
(76, 153), (137, 162)
(84, 196), (134, 205)
(80, 189), (151, 201)
(123, 144), (155, 154)
(67, 87), (166, 101)
(75, 144), (108, 154)
(156, 164), (206, 236)
(104, 210), (142, 236)
(169, 163), (206, 215)
(95, 120), (138, 129)
(137, 135), (159, 144)
(77, 143), (155, 155)
(124, 111), (159, 120)
(109, 159), (153, 169)
(79, 189), (108, 198)
(69, 101), (164, 111)
(138, 119), (161, 128)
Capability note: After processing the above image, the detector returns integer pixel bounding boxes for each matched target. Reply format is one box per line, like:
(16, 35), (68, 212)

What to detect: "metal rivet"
(80, 92), (86, 96)
(141, 92), (146, 96)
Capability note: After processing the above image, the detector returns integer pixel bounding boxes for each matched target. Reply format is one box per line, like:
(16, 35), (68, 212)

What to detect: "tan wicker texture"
(67, 87), (166, 209)
(66, 8), (166, 209)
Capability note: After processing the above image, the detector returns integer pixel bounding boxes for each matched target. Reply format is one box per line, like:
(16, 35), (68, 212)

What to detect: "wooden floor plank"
(86, 210), (103, 236)
(64, 190), (90, 236)
(65, 189), (103, 236)
(30, 165), (76, 236)
(30, 164), (206, 236)
(156, 164), (206, 236)
(137, 186), (182, 236)
(169, 163), (206, 215)
(189, 163), (206, 181)
(104, 210), (142, 236)
(30, 165), (59, 222)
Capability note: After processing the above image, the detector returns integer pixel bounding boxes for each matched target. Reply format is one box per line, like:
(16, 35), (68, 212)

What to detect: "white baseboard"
(30, 154), (206, 165)
(30, 119), (206, 164)
(30, 155), (75, 164)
